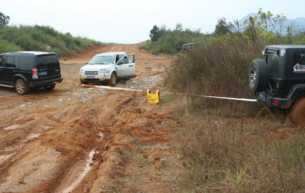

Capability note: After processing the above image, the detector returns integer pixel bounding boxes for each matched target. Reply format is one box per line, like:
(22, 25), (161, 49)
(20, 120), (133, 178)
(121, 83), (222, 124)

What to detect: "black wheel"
(108, 72), (117, 86)
(80, 80), (88, 84)
(249, 59), (268, 93)
(44, 84), (56, 91)
(15, 79), (30, 95)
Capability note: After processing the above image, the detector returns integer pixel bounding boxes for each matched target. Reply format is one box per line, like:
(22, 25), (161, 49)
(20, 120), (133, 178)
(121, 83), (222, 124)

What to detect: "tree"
(0, 12), (10, 26)
(243, 8), (287, 40)
(149, 25), (161, 42)
(214, 17), (231, 35)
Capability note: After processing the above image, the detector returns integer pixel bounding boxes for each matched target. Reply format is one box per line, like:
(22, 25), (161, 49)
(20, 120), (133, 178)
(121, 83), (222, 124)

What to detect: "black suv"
(249, 45), (305, 125)
(0, 51), (63, 95)
(182, 43), (200, 53)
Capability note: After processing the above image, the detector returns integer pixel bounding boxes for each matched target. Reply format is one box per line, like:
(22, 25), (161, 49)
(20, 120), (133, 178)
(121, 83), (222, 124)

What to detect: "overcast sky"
(1, 0), (304, 44)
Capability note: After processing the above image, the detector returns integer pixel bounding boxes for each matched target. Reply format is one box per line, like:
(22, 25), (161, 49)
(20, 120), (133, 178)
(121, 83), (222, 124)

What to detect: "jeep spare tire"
(249, 59), (268, 93)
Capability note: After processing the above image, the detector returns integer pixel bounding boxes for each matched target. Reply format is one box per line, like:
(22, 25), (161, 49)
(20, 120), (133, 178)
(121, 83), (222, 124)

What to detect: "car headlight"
(79, 68), (84, 74)
(100, 68), (110, 74)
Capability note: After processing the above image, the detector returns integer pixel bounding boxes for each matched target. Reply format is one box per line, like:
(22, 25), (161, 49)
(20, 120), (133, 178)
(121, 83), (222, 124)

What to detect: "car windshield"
(88, 55), (114, 65)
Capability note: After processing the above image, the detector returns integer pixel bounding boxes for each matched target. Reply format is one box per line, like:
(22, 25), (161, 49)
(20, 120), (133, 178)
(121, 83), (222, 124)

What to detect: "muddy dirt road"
(0, 44), (181, 192)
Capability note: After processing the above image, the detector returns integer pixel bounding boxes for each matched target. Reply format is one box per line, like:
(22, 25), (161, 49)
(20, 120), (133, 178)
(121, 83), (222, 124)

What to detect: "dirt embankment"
(0, 44), (181, 192)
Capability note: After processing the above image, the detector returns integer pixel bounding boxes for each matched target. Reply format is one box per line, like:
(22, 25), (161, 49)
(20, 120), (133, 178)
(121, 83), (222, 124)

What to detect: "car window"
(37, 55), (59, 68)
(19, 56), (34, 70)
(293, 52), (305, 73)
(266, 51), (279, 73)
(294, 52), (305, 65)
(88, 55), (114, 65)
(6, 56), (16, 68)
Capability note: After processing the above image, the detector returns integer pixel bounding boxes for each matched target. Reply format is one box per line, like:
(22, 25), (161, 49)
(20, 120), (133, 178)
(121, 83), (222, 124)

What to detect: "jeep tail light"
(276, 80), (280, 88)
(273, 99), (279, 105)
(32, 68), (38, 79)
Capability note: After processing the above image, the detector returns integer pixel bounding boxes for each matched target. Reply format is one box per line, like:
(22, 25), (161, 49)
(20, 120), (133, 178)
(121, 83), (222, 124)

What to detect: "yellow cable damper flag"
(147, 90), (160, 104)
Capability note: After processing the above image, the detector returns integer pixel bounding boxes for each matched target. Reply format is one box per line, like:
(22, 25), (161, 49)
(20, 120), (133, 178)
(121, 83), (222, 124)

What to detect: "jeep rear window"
(88, 55), (114, 65)
(36, 55), (59, 67)
(266, 51), (279, 73)
(294, 52), (305, 65)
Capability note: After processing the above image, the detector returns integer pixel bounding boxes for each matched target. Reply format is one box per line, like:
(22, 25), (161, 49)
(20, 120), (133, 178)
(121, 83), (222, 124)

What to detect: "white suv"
(79, 52), (135, 86)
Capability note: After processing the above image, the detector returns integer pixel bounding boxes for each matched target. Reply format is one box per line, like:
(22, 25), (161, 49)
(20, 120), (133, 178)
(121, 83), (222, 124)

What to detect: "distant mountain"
(238, 13), (305, 35)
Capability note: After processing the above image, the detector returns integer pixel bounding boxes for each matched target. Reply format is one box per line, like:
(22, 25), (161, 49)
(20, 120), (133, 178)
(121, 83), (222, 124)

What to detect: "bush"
(0, 25), (102, 56)
(0, 39), (22, 53)
(139, 24), (209, 55)
(167, 35), (268, 111)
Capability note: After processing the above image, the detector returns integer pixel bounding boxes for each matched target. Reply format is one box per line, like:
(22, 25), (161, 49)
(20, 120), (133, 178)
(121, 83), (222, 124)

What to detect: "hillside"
(0, 25), (102, 56)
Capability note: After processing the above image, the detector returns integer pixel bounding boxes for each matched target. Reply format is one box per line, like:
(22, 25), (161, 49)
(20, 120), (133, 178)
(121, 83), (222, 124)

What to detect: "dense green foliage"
(149, 25), (163, 42)
(0, 25), (102, 56)
(139, 24), (210, 54)
(0, 12), (10, 26)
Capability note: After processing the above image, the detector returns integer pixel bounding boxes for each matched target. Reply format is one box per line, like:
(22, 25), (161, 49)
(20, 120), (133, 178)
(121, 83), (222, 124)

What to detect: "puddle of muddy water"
(62, 149), (96, 193)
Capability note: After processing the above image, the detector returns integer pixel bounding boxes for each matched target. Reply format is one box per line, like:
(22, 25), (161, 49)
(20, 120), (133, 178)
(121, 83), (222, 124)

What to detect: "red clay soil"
(0, 44), (182, 193)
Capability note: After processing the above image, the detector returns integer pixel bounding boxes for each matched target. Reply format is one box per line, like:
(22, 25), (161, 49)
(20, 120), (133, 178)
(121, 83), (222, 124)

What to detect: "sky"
(1, 0), (304, 44)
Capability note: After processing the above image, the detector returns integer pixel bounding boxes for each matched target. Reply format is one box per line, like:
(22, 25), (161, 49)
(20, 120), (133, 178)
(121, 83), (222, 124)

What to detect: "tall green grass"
(0, 25), (102, 56)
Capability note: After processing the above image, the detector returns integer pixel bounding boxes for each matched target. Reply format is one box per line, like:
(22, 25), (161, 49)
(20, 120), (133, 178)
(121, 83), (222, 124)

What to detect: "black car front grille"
(85, 71), (98, 75)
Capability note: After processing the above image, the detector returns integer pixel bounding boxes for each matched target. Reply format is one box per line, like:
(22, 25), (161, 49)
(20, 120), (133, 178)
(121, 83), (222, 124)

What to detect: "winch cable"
(91, 85), (258, 102)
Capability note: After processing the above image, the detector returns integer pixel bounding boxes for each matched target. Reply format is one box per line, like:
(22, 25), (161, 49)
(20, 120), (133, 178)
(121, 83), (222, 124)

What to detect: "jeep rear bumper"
(257, 91), (293, 109)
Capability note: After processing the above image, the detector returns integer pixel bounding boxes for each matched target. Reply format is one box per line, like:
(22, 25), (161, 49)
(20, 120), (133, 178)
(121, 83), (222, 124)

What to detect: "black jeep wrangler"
(0, 51), (63, 95)
(249, 45), (305, 126)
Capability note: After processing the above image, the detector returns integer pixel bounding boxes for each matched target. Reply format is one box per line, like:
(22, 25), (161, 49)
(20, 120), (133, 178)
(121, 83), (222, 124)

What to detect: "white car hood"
(81, 64), (113, 70)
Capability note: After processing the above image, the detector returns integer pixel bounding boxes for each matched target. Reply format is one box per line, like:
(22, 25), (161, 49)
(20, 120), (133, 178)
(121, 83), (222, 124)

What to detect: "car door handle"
(128, 65), (134, 67)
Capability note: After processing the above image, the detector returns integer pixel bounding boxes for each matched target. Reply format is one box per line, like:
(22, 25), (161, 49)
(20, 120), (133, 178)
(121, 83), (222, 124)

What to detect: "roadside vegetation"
(0, 24), (102, 56)
(154, 8), (305, 192)
(139, 24), (211, 54)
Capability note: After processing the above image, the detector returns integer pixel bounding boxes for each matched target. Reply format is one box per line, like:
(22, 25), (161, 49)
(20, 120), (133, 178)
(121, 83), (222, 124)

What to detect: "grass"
(162, 29), (305, 191)
(168, 95), (305, 192)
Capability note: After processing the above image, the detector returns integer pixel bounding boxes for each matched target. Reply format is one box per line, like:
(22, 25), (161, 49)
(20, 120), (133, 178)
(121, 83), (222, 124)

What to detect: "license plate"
(87, 76), (95, 78)
(259, 92), (266, 102)
(39, 71), (47, 76)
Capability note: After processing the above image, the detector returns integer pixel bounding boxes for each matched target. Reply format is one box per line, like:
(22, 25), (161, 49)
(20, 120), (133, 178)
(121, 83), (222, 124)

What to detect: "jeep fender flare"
(13, 74), (29, 85)
(287, 85), (305, 100)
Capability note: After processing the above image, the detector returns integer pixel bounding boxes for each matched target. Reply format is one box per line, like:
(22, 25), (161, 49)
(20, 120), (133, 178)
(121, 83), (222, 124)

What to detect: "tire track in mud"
(0, 44), (180, 192)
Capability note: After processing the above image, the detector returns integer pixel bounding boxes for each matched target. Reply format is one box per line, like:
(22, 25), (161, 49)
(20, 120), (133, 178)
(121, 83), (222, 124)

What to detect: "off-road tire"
(290, 97), (305, 127)
(249, 59), (268, 93)
(80, 80), (88, 84)
(15, 79), (30, 95)
(44, 84), (56, 91)
(108, 72), (117, 86)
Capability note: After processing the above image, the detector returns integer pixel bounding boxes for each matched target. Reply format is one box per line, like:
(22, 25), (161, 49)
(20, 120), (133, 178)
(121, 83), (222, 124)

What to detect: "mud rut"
(0, 44), (181, 192)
